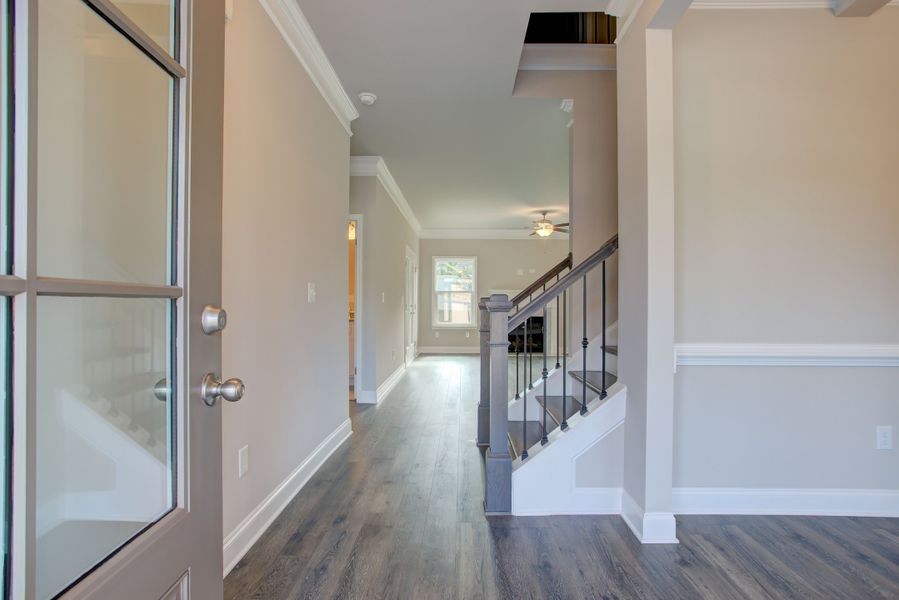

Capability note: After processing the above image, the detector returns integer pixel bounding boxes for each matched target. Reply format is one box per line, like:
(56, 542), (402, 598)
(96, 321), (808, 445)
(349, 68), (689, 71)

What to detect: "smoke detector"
(358, 92), (377, 106)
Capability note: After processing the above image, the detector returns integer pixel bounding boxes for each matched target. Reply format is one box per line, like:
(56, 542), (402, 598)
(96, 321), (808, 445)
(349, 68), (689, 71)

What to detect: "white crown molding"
(419, 228), (568, 240)
(675, 343), (899, 367)
(519, 44), (616, 72)
(673, 487), (899, 517)
(258, 0), (359, 136)
(350, 156), (422, 236)
(692, 0), (899, 8)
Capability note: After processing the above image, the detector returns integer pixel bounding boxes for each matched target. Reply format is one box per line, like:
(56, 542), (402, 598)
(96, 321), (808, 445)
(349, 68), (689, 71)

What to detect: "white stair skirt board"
(417, 346), (479, 355)
(222, 419), (352, 576)
(672, 488), (899, 518)
(511, 384), (626, 515)
(621, 490), (679, 544)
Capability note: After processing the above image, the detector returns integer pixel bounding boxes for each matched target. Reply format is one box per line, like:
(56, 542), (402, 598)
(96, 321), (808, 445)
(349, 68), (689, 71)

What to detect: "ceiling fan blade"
(554, 228), (569, 234)
(555, 222), (569, 228)
(529, 231), (537, 237)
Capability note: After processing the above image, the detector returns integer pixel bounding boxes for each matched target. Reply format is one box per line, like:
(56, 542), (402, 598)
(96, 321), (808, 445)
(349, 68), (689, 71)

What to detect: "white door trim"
(349, 215), (364, 394)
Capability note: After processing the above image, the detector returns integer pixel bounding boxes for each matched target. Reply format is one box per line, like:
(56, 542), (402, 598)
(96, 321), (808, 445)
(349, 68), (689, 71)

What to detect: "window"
(433, 257), (477, 328)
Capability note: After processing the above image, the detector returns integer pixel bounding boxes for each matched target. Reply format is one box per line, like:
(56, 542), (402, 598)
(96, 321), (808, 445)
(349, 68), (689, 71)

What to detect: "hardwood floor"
(224, 355), (899, 599)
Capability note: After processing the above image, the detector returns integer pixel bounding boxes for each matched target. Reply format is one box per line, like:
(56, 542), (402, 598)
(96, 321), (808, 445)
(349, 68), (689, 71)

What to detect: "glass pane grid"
(26, 1), (183, 597)
(35, 297), (175, 598)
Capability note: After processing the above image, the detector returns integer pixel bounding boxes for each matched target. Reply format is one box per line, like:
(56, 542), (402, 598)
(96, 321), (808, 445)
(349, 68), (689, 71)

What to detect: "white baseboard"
(512, 487), (622, 516)
(222, 418), (352, 576)
(621, 490), (678, 544)
(673, 487), (899, 517)
(417, 346), (479, 355)
(376, 363), (407, 403)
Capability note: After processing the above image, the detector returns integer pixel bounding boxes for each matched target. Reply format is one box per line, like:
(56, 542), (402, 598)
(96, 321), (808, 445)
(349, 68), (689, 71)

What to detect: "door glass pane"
(37, 0), (174, 285)
(0, 300), (8, 598)
(35, 296), (174, 600)
(107, 0), (177, 55)
(1, 0), (9, 274)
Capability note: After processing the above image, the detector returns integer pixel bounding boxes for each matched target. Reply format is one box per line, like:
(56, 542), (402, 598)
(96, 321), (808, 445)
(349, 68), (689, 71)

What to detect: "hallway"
(224, 356), (899, 599)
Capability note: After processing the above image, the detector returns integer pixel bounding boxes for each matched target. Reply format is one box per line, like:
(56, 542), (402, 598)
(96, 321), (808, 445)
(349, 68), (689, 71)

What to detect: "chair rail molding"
(675, 343), (899, 368)
(350, 156), (422, 235)
(258, 0), (359, 135)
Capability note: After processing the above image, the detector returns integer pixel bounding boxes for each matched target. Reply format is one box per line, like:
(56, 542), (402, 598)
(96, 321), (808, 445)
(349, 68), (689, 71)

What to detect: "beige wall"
(514, 70), (619, 336)
(673, 8), (899, 490)
(222, 0), (350, 539)
(418, 239), (568, 350)
(350, 177), (420, 391)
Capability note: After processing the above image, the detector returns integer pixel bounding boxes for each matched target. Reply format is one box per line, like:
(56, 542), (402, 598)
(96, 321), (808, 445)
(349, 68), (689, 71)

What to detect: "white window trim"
(431, 256), (477, 329)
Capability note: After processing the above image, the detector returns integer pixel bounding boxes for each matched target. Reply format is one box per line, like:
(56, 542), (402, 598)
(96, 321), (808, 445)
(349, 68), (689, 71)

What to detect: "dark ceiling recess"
(524, 12), (617, 44)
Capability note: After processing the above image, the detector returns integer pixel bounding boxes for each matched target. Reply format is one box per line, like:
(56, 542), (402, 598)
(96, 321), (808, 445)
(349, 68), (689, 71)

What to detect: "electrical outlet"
(381, 291), (386, 303)
(435, 331), (440, 338)
(465, 331), (470, 338)
(238, 445), (249, 479)
(517, 268), (524, 276)
(307, 282), (316, 303)
(876, 426), (893, 450)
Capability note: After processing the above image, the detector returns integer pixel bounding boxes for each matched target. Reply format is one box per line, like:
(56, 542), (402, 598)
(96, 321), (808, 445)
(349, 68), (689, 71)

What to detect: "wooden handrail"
(508, 235), (618, 331)
(511, 252), (572, 307)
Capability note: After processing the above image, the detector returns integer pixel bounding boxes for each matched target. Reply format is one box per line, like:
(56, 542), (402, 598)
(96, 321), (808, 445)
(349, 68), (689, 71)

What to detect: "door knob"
(201, 373), (245, 406)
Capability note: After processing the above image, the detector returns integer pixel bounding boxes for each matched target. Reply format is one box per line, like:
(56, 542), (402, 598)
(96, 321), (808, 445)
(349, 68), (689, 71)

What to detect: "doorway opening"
(348, 216), (362, 402)
(404, 246), (419, 366)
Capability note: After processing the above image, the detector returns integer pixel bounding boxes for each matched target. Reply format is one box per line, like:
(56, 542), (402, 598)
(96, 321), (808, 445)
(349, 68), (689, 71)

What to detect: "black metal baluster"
(561, 289), (568, 430)
(541, 304), (548, 444)
(555, 274), (561, 369)
(515, 323), (521, 399)
(601, 260), (608, 399)
(581, 274), (588, 415)
(522, 319), (529, 460)
(528, 310), (533, 390)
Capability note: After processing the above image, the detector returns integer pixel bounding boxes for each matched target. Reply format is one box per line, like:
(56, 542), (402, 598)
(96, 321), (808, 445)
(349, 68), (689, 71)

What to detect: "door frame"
(3, 1), (226, 597)
(404, 245), (418, 365)
(349, 214), (364, 397)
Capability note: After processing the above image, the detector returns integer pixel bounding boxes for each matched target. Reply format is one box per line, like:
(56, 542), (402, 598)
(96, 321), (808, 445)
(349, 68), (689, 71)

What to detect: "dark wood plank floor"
(224, 355), (899, 599)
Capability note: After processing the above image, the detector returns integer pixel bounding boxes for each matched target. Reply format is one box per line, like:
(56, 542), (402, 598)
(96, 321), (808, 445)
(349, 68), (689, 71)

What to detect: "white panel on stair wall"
(511, 384), (626, 515)
(575, 426), (624, 488)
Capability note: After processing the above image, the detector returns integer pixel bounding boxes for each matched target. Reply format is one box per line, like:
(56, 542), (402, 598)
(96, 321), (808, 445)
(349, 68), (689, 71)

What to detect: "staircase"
(478, 234), (621, 514)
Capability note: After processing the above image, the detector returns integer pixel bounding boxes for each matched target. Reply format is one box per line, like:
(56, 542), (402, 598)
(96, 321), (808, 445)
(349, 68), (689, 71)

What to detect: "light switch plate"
(876, 425), (893, 450)
(307, 282), (316, 303)
(238, 445), (249, 479)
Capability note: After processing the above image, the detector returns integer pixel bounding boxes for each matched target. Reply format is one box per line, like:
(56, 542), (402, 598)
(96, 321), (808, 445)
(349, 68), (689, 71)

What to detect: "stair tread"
(507, 421), (544, 459)
(569, 370), (618, 394)
(536, 395), (582, 426)
(603, 345), (618, 356)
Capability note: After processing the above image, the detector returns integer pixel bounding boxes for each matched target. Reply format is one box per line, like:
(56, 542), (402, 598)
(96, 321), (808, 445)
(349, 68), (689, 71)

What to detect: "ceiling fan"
(530, 211), (569, 237)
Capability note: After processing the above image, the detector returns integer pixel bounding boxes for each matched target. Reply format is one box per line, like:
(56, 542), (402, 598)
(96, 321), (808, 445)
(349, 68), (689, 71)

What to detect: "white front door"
(2, 1), (227, 598)
(404, 247), (418, 365)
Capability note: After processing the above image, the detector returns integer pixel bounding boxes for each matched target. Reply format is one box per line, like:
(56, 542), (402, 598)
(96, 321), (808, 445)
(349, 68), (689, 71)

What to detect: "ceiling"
(298, 0), (614, 231)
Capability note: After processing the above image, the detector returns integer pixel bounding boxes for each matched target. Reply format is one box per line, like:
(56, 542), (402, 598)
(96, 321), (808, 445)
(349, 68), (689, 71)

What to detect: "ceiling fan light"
(535, 225), (553, 237)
